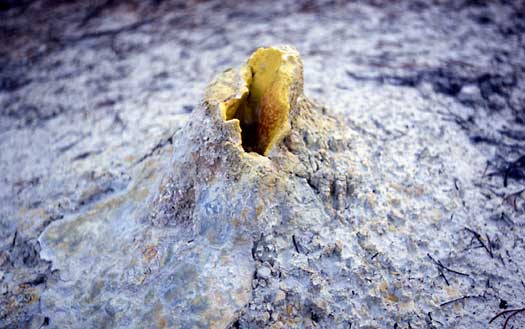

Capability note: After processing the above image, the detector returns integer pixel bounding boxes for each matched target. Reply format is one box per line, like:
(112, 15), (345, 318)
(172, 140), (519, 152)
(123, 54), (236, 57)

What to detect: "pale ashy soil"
(0, 1), (524, 328)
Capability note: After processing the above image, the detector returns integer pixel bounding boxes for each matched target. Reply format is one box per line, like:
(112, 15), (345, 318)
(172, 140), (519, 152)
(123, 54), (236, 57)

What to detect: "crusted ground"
(0, 1), (524, 328)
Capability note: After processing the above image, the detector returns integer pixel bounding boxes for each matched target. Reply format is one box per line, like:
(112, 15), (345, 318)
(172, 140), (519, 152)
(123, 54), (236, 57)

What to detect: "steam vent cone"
(37, 46), (499, 328)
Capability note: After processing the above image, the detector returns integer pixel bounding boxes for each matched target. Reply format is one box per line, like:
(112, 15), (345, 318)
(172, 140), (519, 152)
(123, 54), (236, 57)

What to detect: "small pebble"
(257, 266), (272, 280)
(274, 290), (286, 303)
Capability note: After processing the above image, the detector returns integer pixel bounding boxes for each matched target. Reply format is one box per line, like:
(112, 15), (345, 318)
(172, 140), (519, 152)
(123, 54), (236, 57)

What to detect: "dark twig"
(490, 212), (515, 226)
(11, 230), (17, 247)
(440, 295), (483, 307)
(486, 233), (493, 256)
(489, 308), (525, 329)
(503, 189), (524, 211)
(428, 253), (449, 285)
(427, 253), (470, 277)
(463, 244), (485, 252)
(292, 235), (300, 253)
(464, 228), (493, 258)
(135, 135), (173, 165)
(482, 161), (490, 178)
(439, 269), (450, 286)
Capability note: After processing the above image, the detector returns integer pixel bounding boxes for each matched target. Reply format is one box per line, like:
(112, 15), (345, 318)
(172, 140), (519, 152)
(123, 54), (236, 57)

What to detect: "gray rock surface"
(1, 1), (524, 328)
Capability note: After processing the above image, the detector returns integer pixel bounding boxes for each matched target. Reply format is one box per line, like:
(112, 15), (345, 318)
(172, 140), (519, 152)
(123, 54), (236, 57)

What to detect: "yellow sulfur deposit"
(217, 46), (302, 156)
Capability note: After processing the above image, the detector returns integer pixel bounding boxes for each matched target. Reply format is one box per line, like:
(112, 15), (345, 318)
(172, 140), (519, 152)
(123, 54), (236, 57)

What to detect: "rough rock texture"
(1, 1), (525, 328)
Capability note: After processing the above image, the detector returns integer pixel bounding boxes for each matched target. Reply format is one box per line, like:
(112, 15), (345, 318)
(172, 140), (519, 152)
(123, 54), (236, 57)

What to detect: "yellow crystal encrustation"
(215, 46), (301, 156)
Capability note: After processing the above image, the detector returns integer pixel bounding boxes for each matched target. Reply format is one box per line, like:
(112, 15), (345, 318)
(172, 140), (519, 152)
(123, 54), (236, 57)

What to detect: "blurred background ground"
(0, 0), (524, 328)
